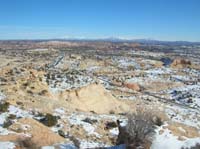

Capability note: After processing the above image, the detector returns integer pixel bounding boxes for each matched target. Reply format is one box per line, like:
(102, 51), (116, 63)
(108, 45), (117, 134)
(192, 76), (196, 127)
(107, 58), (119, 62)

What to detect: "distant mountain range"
(51, 37), (200, 46)
(1, 37), (200, 46)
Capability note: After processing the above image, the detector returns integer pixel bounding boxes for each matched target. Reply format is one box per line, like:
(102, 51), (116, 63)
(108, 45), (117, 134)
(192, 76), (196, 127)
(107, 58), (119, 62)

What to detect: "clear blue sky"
(0, 0), (199, 41)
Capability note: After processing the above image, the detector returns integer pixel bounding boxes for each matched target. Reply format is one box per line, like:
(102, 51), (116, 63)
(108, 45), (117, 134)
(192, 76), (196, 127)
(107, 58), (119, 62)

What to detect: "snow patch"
(165, 105), (200, 128)
(109, 128), (119, 136)
(0, 142), (15, 149)
(0, 92), (6, 101)
(151, 126), (200, 149)
(79, 140), (107, 149)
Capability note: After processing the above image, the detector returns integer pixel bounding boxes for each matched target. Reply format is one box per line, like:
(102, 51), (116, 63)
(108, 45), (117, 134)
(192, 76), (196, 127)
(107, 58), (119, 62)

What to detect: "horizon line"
(0, 37), (199, 43)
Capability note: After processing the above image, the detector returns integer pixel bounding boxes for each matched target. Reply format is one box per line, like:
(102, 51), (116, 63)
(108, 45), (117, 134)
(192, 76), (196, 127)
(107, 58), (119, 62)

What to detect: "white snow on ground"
(0, 112), (15, 135)
(130, 50), (165, 57)
(171, 75), (193, 82)
(54, 110), (103, 137)
(54, 108), (122, 124)
(54, 108), (66, 114)
(67, 113), (101, 137)
(79, 140), (108, 149)
(169, 84), (200, 94)
(54, 109), (127, 138)
(182, 68), (200, 78)
(98, 76), (111, 89)
(0, 92), (6, 101)
(51, 121), (64, 133)
(0, 93), (32, 134)
(119, 119), (128, 127)
(59, 143), (77, 149)
(0, 127), (13, 135)
(127, 76), (169, 86)
(0, 111), (17, 135)
(67, 112), (127, 138)
(28, 48), (49, 52)
(126, 68), (174, 85)
(41, 146), (55, 149)
(86, 66), (100, 72)
(116, 95), (137, 100)
(48, 75), (94, 93)
(193, 98), (200, 108)
(0, 142), (15, 149)
(145, 67), (173, 75)
(0, 105), (32, 135)
(8, 105), (31, 118)
(151, 126), (200, 149)
(0, 112), (7, 126)
(112, 57), (140, 69)
(126, 77), (145, 85)
(109, 128), (119, 136)
(144, 69), (174, 81)
(166, 84), (200, 108)
(165, 105), (200, 128)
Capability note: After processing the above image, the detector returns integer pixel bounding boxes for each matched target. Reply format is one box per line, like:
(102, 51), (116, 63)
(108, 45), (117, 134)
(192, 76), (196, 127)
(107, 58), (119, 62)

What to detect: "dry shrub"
(38, 89), (48, 96)
(3, 119), (13, 128)
(127, 65), (135, 71)
(16, 138), (39, 149)
(117, 109), (157, 148)
(182, 143), (200, 149)
(69, 135), (80, 148)
(39, 113), (58, 127)
(0, 102), (10, 113)
(152, 116), (163, 126)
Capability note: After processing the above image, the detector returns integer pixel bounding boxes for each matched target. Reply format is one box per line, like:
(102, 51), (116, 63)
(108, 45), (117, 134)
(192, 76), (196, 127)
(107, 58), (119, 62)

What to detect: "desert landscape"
(0, 40), (200, 148)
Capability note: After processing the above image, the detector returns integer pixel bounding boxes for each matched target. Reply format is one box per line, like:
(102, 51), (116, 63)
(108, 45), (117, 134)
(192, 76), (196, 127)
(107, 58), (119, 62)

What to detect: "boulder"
(171, 58), (191, 68)
(124, 83), (141, 91)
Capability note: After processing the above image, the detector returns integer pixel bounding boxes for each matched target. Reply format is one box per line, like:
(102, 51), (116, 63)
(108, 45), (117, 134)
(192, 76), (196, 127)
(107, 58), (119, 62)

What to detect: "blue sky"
(0, 0), (199, 41)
